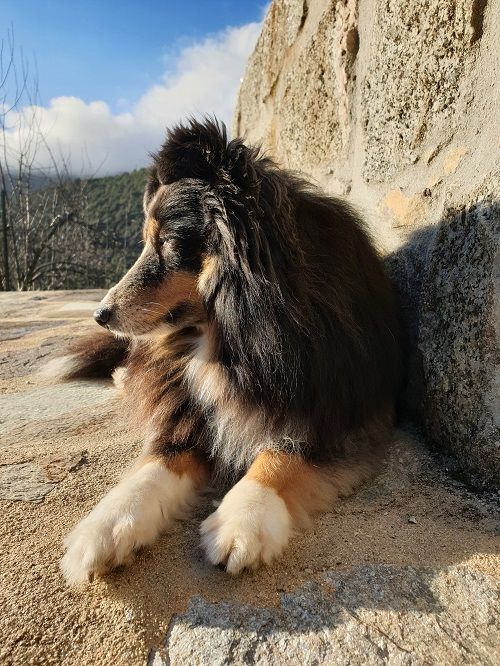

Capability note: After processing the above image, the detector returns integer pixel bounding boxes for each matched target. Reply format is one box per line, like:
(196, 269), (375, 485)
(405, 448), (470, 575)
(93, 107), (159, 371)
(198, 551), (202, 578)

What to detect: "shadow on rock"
(385, 198), (500, 488)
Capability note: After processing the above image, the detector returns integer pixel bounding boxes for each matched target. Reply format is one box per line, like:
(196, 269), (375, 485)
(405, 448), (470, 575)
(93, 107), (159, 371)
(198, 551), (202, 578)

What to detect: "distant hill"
(84, 168), (148, 285)
(4, 167), (153, 290)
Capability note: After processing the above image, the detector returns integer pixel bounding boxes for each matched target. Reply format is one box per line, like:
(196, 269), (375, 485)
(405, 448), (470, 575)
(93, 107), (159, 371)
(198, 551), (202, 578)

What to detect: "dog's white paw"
(61, 460), (196, 585)
(61, 502), (145, 585)
(200, 478), (291, 575)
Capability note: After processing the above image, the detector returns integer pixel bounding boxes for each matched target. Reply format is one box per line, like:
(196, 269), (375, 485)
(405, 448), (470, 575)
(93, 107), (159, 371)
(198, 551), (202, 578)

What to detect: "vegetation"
(2, 164), (148, 291)
(0, 27), (148, 291)
(81, 168), (147, 288)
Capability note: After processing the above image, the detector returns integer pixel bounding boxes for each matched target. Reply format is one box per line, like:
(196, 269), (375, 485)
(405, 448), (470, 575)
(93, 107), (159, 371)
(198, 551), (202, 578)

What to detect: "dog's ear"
(154, 117), (257, 191)
(143, 166), (161, 213)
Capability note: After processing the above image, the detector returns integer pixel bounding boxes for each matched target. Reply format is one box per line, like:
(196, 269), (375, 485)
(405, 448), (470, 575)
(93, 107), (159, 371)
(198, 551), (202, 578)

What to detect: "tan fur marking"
(143, 216), (161, 242)
(164, 452), (210, 488)
(246, 451), (372, 527)
(198, 255), (218, 293)
(111, 270), (202, 334)
(140, 452), (209, 489)
(155, 271), (200, 311)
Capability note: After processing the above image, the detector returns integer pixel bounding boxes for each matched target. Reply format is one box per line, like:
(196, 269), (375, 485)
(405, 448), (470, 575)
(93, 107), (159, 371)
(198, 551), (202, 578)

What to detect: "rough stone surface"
(0, 452), (87, 502)
(420, 200), (500, 483)
(0, 291), (499, 664)
(235, 0), (500, 485)
(236, 0), (359, 179)
(0, 382), (113, 434)
(361, 0), (476, 183)
(155, 566), (499, 666)
(42, 451), (88, 482)
(0, 462), (57, 502)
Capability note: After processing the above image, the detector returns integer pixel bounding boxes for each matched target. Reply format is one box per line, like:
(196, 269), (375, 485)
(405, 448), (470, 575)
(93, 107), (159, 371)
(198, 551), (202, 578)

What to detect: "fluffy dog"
(47, 118), (402, 584)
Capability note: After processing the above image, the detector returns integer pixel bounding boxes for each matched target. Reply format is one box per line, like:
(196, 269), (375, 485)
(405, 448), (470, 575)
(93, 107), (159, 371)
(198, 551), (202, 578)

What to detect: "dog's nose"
(93, 306), (112, 327)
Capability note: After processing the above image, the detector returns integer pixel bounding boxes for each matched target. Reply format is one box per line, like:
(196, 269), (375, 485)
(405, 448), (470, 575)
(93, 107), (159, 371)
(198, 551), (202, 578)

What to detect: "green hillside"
(84, 168), (148, 286)
(3, 167), (151, 290)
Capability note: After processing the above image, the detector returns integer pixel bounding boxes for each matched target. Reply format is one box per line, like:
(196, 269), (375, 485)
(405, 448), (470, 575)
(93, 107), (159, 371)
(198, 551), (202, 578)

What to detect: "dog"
(46, 118), (402, 585)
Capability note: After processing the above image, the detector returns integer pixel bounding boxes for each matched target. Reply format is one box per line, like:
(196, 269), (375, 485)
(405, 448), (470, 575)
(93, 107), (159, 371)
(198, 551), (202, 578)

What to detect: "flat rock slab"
(0, 453), (88, 502)
(0, 290), (499, 666)
(157, 565), (499, 666)
(0, 382), (113, 435)
(0, 462), (57, 502)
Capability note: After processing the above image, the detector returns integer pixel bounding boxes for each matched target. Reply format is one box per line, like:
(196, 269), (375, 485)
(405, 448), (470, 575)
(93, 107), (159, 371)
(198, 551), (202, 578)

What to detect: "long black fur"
(149, 117), (402, 463)
(59, 117), (402, 468)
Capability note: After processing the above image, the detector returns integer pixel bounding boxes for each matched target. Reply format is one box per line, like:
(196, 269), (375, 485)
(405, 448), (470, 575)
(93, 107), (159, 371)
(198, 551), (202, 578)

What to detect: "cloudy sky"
(2, 1), (265, 175)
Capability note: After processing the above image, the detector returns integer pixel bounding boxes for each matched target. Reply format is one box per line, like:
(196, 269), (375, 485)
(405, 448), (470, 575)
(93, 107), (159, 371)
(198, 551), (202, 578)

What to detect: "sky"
(1, 1), (266, 174)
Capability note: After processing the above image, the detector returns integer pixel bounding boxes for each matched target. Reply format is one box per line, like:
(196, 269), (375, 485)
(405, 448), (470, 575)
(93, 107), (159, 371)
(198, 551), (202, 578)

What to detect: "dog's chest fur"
(184, 334), (306, 475)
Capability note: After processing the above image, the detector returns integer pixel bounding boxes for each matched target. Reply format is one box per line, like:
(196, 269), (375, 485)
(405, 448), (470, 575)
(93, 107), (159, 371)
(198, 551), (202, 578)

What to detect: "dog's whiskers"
(141, 307), (166, 317)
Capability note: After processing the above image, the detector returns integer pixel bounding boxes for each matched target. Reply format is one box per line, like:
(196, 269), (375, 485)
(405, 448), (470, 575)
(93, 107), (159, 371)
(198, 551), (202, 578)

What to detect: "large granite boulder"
(153, 565), (500, 665)
(235, 0), (500, 486)
(420, 200), (500, 485)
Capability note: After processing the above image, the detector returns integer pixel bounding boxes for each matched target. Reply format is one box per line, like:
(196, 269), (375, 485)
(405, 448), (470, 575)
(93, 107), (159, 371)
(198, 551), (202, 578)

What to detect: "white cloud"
(2, 21), (261, 175)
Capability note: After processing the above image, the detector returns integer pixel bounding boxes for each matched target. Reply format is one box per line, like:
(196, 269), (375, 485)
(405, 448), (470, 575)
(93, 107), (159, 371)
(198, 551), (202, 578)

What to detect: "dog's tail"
(40, 329), (129, 382)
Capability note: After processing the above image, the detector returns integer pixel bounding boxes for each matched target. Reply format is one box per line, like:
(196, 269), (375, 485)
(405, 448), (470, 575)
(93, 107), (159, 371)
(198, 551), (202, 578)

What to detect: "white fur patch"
(39, 354), (80, 382)
(200, 478), (291, 575)
(184, 334), (223, 408)
(61, 459), (197, 585)
(111, 366), (128, 391)
(185, 334), (308, 474)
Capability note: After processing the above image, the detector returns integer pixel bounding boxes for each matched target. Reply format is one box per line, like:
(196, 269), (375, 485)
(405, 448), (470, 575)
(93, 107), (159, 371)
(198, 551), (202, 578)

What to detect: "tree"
(0, 27), (103, 290)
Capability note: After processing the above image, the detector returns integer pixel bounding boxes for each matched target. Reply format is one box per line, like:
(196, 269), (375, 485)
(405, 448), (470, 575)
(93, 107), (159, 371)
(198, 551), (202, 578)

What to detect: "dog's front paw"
(61, 483), (165, 585)
(200, 478), (291, 575)
(60, 460), (189, 585)
(61, 503), (139, 585)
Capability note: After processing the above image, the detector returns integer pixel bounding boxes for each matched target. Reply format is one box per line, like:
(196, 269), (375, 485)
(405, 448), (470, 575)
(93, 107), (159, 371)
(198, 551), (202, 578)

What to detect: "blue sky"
(4, 1), (265, 111)
(2, 1), (266, 173)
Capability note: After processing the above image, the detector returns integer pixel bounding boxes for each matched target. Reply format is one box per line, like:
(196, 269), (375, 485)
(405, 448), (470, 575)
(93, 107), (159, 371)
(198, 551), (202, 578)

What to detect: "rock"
(235, 0), (309, 145)
(42, 451), (88, 482)
(0, 453), (88, 502)
(0, 462), (56, 502)
(235, 0), (359, 181)
(124, 608), (135, 623)
(235, 0), (500, 486)
(153, 565), (499, 665)
(360, 1), (474, 183)
(0, 382), (113, 435)
(420, 200), (500, 485)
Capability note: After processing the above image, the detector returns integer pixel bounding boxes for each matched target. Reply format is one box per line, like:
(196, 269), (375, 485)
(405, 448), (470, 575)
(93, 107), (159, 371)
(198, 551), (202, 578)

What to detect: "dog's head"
(94, 118), (262, 337)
